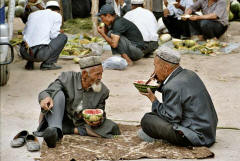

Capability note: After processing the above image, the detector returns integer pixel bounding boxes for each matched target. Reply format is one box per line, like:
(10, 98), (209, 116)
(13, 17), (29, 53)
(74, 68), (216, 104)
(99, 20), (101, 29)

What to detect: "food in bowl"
(133, 80), (160, 93)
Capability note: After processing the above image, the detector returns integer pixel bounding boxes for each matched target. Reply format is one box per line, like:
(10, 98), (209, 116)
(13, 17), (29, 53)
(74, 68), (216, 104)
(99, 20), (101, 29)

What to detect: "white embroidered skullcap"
(79, 56), (102, 69)
(155, 46), (181, 64)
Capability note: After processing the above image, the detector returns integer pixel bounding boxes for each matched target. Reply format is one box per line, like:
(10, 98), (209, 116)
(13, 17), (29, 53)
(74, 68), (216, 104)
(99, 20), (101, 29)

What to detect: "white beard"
(91, 82), (102, 93)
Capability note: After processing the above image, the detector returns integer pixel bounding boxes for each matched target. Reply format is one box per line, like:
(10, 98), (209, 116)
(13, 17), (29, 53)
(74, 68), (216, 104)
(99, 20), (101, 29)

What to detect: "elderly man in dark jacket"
(138, 46), (218, 147)
(36, 56), (120, 148)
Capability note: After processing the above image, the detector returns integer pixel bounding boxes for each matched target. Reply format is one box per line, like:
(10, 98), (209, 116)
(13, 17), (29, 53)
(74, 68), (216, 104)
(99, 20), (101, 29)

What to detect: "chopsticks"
(145, 72), (155, 85)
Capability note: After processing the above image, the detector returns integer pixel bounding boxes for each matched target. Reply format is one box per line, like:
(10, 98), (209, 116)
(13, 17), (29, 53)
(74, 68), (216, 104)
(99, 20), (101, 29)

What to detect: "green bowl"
(133, 81), (159, 93)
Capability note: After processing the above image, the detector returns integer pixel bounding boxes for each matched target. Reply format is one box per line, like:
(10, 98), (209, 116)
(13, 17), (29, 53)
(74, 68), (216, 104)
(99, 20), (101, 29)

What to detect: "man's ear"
(82, 70), (88, 79)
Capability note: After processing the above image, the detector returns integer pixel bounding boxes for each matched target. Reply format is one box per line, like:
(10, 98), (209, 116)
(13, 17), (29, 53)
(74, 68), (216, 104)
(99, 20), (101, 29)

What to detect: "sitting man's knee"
(54, 90), (65, 102)
(141, 113), (152, 127)
(200, 20), (211, 29)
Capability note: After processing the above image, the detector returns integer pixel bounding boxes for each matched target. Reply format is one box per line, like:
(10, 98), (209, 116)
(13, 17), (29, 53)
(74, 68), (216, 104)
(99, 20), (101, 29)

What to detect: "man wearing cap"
(35, 56), (120, 148)
(124, 0), (159, 57)
(20, 1), (67, 70)
(97, 4), (145, 66)
(138, 46), (218, 147)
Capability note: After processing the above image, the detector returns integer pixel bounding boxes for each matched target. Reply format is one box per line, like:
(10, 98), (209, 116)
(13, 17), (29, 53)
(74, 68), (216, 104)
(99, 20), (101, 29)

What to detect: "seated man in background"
(163, 0), (193, 39)
(36, 56), (121, 148)
(138, 46), (218, 147)
(20, 1), (67, 70)
(97, 4), (145, 66)
(184, 0), (228, 40)
(152, 0), (164, 21)
(124, 0), (159, 57)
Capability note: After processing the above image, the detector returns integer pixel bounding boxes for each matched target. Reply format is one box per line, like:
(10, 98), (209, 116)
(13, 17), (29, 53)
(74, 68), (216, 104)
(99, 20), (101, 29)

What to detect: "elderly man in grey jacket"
(138, 46), (218, 147)
(36, 56), (120, 148)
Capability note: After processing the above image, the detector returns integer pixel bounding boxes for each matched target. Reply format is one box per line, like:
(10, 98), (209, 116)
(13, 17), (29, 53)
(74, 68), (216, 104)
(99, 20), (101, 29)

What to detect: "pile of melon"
(4, 0), (26, 18)
(229, 0), (240, 21)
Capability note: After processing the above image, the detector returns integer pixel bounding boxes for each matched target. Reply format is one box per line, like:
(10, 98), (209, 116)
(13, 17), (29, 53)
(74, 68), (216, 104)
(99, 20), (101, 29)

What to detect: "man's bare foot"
(121, 54), (133, 66)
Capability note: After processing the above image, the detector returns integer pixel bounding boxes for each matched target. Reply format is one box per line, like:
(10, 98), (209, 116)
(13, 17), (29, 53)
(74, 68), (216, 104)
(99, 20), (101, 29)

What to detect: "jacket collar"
(164, 66), (183, 85)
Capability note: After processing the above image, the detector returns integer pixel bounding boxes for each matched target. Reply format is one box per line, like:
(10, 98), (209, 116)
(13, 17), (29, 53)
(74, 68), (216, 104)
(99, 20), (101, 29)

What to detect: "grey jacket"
(38, 71), (109, 126)
(106, 0), (131, 16)
(152, 67), (218, 146)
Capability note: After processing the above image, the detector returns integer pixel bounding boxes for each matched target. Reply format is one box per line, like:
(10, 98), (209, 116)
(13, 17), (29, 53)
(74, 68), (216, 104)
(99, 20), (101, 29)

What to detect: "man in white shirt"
(124, 0), (159, 57)
(20, 1), (67, 70)
(106, 0), (131, 16)
(163, 0), (193, 38)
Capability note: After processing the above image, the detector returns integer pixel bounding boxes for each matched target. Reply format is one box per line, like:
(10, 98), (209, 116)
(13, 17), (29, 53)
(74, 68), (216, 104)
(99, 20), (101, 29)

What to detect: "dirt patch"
(40, 124), (214, 161)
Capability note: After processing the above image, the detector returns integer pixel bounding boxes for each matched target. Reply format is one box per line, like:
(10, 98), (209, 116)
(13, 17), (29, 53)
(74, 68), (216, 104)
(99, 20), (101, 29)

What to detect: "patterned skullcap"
(79, 56), (102, 69)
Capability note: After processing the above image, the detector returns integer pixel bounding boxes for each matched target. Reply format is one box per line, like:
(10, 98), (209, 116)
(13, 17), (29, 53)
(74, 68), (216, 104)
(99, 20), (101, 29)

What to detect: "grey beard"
(91, 82), (102, 93)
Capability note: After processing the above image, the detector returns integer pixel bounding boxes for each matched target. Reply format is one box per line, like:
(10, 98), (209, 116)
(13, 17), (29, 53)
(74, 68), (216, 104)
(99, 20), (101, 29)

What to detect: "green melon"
(82, 109), (103, 122)
(229, 11), (234, 21)
(15, 5), (24, 17)
(230, 1), (240, 14)
(18, 0), (26, 7)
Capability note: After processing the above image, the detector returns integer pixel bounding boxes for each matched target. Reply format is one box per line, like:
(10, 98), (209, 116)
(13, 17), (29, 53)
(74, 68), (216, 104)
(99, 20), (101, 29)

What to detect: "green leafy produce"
(62, 18), (92, 34)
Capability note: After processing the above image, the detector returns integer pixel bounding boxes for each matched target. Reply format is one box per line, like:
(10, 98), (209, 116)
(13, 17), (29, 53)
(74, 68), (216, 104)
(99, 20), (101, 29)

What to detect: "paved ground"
(0, 19), (240, 161)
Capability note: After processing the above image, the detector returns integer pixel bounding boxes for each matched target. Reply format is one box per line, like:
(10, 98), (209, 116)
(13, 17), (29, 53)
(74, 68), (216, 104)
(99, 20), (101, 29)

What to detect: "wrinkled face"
(82, 65), (103, 91)
(153, 56), (169, 83)
(100, 14), (113, 26)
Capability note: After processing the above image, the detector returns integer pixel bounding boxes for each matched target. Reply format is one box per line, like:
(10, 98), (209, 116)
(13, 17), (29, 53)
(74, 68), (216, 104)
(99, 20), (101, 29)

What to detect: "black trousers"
(143, 41), (159, 56)
(153, 11), (163, 21)
(162, 16), (190, 39)
(20, 34), (67, 64)
(188, 20), (228, 39)
(141, 112), (192, 146)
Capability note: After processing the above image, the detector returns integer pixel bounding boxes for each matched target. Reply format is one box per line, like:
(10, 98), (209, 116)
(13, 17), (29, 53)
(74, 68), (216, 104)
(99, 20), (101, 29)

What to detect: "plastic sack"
(83, 43), (103, 56)
(102, 56), (128, 70)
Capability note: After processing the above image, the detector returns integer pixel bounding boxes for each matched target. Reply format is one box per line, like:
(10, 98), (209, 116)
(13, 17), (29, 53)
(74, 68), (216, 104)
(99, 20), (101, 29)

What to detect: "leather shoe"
(11, 130), (29, 147)
(40, 63), (62, 70)
(25, 134), (40, 152)
(43, 127), (58, 148)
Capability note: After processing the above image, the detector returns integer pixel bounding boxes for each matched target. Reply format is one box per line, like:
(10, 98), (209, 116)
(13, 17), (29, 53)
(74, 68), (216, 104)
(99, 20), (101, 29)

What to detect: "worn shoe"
(25, 134), (40, 152)
(137, 129), (155, 142)
(40, 63), (62, 70)
(25, 61), (34, 70)
(11, 130), (29, 147)
(43, 127), (58, 148)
